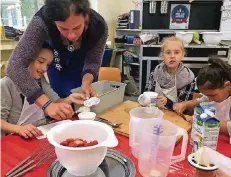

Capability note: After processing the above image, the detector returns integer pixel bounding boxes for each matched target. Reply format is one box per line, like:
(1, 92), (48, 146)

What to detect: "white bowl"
(175, 32), (193, 45)
(201, 32), (223, 46)
(78, 112), (96, 120)
(47, 120), (118, 176)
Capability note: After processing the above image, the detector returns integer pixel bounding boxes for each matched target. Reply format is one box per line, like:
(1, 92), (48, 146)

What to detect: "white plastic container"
(129, 107), (163, 158)
(78, 112), (96, 120)
(47, 120), (118, 176)
(71, 81), (126, 113)
(201, 32), (223, 46)
(138, 120), (188, 177)
(175, 32), (193, 45)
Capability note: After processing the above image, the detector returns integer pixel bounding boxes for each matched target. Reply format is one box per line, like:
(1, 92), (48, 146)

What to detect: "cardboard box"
(191, 103), (219, 152)
(190, 102), (215, 145)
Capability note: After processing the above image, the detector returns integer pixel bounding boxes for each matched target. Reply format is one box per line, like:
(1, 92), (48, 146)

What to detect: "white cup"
(138, 92), (158, 107)
(78, 112), (96, 120)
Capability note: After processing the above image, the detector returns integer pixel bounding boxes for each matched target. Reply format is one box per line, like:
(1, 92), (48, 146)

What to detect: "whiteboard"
(220, 0), (231, 39)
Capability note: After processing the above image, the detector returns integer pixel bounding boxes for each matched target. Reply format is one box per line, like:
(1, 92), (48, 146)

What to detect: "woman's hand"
(45, 102), (73, 120)
(67, 93), (86, 105)
(173, 102), (186, 116)
(81, 83), (96, 98)
(157, 96), (167, 108)
(15, 124), (43, 139)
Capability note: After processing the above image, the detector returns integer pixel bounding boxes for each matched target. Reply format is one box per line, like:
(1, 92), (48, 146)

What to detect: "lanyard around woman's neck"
(62, 35), (83, 52)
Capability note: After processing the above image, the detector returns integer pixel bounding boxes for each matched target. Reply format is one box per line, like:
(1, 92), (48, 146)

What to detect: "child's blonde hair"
(160, 36), (185, 57)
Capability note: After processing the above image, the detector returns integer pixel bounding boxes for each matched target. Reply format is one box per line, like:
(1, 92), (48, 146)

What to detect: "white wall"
(90, 0), (98, 12)
(97, 0), (135, 46)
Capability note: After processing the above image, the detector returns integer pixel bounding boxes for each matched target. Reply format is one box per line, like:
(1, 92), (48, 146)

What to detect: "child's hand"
(68, 93), (86, 105)
(173, 102), (186, 115)
(157, 96), (167, 108)
(15, 124), (43, 139)
(46, 102), (73, 120)
(185, 116), (193, 123)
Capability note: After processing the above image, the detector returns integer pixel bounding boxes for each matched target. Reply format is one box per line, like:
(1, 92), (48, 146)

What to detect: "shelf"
(116, 29), (141, 32)
(1, 39), (16, 41)
(114, 48), (126, 52)
(115, 43), (141, 47)
(124, 62), (140, 66)
(142, 57), (229, 62)
(144, 0), (222, 1)
(0, 44), (17, 50)
(142, 43), (230, 49)
(142, 29), (218, 34)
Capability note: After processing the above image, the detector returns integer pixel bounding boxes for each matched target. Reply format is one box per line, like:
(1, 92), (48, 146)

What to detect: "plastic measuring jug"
(138, 120), (188, 177)
(129, 107), (163, 158)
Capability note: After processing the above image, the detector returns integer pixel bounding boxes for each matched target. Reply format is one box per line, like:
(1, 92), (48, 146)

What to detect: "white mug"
(138, 92), (158, 106)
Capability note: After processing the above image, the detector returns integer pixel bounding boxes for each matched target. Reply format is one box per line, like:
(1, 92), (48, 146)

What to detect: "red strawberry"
(90, 140), (98, 146)
(73, 139), (84, 147)
(68, 142), (79, 147)
(93, 140), (99, 145)
(60, 141), (68, 146)
(75, 138), (82, 141)
(63, 138), (98, 147)
(85, 143), (91, 147)
(66, 138), (75, 143)
(86, 142), (94, 147)
(83, 140), (87, 146)
(91, 140), (98, 145)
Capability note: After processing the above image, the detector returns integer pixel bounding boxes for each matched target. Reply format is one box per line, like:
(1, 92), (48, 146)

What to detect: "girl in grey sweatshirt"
(1, 44), (85, 138)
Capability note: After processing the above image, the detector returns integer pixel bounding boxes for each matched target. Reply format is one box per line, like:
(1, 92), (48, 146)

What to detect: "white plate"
(36, 120), (72, 139)
(187, 153), (218, 171)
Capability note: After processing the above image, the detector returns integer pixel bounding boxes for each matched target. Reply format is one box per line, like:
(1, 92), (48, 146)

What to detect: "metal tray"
(47, 149), (136, 177)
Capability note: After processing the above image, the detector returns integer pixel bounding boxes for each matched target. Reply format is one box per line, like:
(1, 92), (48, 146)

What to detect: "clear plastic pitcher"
(129, 107), (163, 158)
(138, 120), (188, 177)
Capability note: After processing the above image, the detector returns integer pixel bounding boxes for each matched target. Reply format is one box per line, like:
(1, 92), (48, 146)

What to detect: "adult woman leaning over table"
(6, 0), (108, 120)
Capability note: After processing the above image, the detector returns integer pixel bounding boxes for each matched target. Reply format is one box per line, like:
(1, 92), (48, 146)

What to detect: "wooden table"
(98, 101), (192, 139)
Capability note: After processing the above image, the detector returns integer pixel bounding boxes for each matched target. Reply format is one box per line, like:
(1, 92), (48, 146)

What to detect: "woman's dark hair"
(44, 0), (90, 21)
(196, 56), (231, 90)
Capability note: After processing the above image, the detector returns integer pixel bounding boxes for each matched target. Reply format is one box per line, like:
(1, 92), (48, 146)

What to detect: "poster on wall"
(169, 4), (191, 29)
